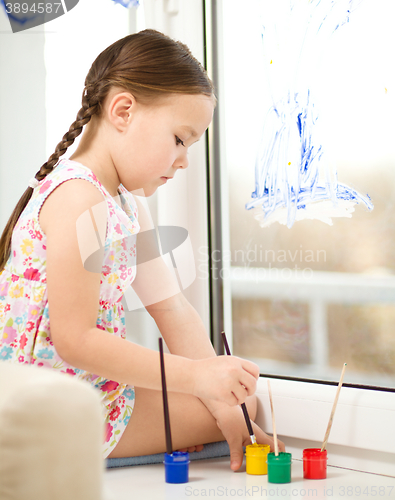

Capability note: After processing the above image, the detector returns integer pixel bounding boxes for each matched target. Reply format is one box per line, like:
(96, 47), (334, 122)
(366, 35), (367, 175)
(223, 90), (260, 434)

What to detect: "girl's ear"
(107, 92), (136, 132)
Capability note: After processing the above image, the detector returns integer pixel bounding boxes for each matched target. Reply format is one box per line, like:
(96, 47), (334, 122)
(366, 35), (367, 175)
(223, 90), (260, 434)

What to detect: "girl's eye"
(175, 136), (185, 147)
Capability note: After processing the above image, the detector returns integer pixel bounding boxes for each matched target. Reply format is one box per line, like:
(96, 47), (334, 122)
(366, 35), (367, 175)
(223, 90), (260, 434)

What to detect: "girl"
(0, 29), (284, 470)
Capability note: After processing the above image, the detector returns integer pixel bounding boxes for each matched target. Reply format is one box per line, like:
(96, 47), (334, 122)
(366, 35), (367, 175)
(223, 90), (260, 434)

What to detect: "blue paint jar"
(163, 452), (190, 483)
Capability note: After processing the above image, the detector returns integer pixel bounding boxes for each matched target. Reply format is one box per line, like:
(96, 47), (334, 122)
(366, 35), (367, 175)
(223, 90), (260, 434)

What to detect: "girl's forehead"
(143, 93), (214, 125)
(148, 92), (214, 109)
(174, 94), (213, 114)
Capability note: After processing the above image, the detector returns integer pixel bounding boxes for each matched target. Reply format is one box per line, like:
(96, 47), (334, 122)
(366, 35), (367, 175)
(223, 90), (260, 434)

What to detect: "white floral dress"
(0, 159), (140, 457)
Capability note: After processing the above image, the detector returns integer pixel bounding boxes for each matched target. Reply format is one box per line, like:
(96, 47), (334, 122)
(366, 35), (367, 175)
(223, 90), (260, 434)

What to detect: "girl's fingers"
(226, 434), (244, 471)
(231, 380), (254, 405)
(227, 370), (257, 405)
(228, 391), (241, 406)
(240, 359), (260, 379)
(239, 372), (258, 396)
(192, 356), (259, 405)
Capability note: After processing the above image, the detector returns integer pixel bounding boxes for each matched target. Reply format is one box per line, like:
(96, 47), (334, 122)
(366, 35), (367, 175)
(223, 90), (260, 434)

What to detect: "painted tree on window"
(246, 0), (373, 228)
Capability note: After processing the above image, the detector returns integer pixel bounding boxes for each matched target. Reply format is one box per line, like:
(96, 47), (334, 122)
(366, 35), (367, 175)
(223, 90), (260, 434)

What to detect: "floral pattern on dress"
(0, 159), (140, 458)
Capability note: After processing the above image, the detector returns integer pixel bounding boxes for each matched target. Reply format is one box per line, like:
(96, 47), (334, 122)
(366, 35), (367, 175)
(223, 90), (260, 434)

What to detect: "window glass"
(220, 0), (395, 387)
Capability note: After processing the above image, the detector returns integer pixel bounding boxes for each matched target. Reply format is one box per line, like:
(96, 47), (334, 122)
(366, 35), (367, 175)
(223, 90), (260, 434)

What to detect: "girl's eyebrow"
(181, 126), (202, 145)
(181, 126), (197, 137)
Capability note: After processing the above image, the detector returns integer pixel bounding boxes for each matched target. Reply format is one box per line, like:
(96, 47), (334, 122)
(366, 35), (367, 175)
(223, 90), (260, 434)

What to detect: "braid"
(0, 87), (101, 272)
(35, 92), (100, 182)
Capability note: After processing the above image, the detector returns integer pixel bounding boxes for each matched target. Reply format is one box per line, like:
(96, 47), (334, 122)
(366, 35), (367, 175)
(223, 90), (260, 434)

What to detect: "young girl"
(0, 29), (284, 470)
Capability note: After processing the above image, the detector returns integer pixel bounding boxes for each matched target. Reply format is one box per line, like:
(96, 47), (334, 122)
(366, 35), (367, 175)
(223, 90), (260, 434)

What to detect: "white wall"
(0, 15), (46, 230)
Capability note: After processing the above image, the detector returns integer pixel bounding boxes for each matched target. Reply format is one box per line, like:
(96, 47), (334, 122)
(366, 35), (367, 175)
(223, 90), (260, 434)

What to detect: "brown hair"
(0, 29), (214, 272)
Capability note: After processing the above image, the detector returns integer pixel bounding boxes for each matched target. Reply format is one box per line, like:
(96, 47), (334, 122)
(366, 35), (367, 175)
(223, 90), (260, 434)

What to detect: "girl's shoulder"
(20, 159), (108, 233)
(33, 159), (109, 201)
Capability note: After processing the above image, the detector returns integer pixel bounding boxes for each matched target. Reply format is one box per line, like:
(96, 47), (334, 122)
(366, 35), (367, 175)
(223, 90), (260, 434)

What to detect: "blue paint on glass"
(112, 0), (139, 7)
(1, 0), (41, 26)
(247, 0), (372, 228)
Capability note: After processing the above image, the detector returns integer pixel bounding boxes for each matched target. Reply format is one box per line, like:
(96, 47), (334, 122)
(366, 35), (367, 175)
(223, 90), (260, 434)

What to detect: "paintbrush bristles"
(267, 380), (279, 456)
(159, 337), (173, 456)
(321, 363), (347, 452)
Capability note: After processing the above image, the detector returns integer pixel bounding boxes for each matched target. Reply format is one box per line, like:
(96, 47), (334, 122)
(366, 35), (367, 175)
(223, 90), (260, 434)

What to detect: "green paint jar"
(267, 452), (292, 483)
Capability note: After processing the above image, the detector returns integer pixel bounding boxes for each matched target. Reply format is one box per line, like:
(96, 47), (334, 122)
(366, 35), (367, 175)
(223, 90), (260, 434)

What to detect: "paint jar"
(246, 443), (271, 475)
(267, 452), (292, 483)
(163, 452), (190, 484)
(303, 448), (327, 479)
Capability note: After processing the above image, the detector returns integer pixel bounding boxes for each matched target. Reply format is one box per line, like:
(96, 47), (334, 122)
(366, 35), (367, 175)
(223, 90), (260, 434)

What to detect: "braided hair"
(0, 29), (214, 272)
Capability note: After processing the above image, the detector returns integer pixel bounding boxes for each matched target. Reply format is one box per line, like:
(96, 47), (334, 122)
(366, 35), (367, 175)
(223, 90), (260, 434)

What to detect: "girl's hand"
(211, 405), (286, 471)
(189, 356), (259, 406)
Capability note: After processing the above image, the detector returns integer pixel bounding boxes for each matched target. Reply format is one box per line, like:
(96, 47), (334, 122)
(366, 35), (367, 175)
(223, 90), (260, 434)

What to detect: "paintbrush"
(321, 363), (347, 452)
(159, 337), (173, 455)
(159, 338), (190, 484)
(221, 331), (257, 445)
(267, 380), (279, 456)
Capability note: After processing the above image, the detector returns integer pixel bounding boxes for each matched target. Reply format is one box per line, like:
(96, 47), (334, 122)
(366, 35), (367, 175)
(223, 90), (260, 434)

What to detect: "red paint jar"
(303, 448), (327, 479)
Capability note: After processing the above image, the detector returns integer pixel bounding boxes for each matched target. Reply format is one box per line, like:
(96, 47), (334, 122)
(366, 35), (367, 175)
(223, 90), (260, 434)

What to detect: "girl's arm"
(130, 193), (251, 407)
(40, 179), (256, 406)
(143, 282), (285, 469)
(131, 196), (284, 468)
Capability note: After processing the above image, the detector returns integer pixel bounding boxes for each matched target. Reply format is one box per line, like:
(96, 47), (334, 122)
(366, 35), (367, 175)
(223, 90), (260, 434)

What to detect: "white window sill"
(255, 376), (395, 476)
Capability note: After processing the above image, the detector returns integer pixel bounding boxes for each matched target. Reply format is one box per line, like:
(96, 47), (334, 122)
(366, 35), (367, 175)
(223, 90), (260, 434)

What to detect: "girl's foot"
(177, 444), (204, 453)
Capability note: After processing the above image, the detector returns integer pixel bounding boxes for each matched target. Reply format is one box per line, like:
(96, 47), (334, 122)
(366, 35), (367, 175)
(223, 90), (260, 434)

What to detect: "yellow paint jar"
(245, 443), (271, 475)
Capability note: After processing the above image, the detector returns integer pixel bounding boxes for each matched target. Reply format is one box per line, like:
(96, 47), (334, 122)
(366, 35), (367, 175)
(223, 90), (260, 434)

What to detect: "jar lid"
(303, 448), (328, 459)
(164, 451), (190, 464)
(245, 444), (271, 456)
(267, 452), (292, 464)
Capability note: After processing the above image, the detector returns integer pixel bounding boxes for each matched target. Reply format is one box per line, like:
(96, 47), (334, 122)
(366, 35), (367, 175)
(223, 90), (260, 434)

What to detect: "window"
(206, 1), (395, 473)
(209, 0), (395, 390)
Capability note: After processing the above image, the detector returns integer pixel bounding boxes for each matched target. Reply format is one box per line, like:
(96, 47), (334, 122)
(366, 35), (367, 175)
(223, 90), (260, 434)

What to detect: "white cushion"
(0, 363), (104, 500)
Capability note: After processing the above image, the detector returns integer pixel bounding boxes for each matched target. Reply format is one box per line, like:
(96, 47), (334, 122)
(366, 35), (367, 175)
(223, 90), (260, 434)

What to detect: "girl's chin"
(143, 186), (159, 197)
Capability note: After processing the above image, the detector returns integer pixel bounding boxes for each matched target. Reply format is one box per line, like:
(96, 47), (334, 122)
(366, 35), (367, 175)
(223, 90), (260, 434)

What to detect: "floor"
(103, 456), (395, 500)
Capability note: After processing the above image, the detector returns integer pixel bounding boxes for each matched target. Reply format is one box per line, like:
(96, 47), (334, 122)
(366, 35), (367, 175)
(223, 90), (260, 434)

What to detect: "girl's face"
(110, 93), (214, 197)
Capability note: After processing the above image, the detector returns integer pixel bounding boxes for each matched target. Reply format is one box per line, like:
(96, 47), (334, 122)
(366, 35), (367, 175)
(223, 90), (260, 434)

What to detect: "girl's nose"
(173, 151), (189, 170)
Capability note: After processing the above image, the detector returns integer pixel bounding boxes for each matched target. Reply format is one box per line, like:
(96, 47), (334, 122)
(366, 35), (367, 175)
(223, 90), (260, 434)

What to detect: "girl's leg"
(107, 387), (257, 458)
